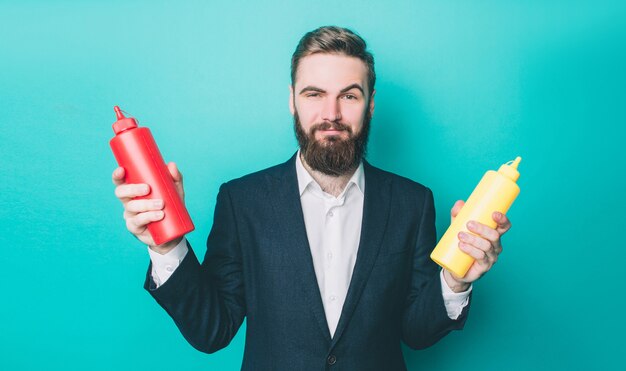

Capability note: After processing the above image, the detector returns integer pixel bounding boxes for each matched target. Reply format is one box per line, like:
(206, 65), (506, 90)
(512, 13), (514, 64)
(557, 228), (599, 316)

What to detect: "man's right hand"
(112, 162), (185, 254)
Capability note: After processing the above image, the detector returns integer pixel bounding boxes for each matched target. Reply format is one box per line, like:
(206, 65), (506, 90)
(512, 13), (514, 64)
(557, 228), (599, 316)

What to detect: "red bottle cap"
(112, 106), (138, 134)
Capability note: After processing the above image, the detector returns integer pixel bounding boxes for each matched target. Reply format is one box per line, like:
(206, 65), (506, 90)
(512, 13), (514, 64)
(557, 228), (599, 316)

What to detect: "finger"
(459, 231), (498, 263)
(126, 211), (164, 233)
(167, 162), (182, 183)
(493, 212), (512, 235)
(112, 167), (126, 186)
(450, 200), (465, 223)
(458, 242), (488, 262)
(115, 183), (150, 201)
(126, 198), (164, 213)
(123, 209), (135, 221)
(466, 221), (500, 245)
(459, 243), (495, 275)
(167, 162), (185, 200)
(458, 231), (492, 254)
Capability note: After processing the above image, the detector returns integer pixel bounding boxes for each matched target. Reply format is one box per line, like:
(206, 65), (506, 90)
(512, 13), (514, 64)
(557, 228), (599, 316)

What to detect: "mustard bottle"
(430, 157), (522, 277)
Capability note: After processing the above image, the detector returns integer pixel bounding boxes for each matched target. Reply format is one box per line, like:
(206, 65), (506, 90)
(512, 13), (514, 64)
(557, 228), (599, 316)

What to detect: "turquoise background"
(1, 1), (624, 370)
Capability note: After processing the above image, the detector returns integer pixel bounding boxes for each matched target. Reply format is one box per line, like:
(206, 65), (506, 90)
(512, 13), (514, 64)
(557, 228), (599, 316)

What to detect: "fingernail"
(142, 185), (149, 193)
(458, 232), (466, 241)
(155, 211), (164, 218)
(494, 212), (502, 219)
(153, 199), (163, 208)
(467, 221), (475, 229)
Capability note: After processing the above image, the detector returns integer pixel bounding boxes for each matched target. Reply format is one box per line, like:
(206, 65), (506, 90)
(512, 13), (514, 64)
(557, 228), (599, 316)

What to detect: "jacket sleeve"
(401, 187), (471, 349)
(144, 183), (246, 353)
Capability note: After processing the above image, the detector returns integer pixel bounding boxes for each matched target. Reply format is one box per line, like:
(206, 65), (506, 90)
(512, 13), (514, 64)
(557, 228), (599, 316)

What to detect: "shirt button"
(165, 265), (173, 272)
(327, 252), (333, 259)
(327, 355), (337, 365)
(329, 295), (336, 301)
(327, 211), (334, 217)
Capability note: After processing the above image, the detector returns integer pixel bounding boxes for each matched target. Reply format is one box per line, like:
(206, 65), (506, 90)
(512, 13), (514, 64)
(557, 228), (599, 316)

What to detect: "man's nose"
(321, 97), (342, 122)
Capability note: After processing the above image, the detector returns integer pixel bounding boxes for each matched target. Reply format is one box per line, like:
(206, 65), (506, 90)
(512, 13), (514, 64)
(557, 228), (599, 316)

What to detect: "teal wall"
(1, 1), (624, 369)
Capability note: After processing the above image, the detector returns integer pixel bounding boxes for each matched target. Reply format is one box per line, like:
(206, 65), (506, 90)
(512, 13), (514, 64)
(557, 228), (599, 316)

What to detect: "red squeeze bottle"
(109, 106), (194, 246)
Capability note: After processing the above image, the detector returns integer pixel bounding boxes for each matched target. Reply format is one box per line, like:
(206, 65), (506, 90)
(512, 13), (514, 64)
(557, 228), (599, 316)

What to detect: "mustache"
(310, 121), (352, 134)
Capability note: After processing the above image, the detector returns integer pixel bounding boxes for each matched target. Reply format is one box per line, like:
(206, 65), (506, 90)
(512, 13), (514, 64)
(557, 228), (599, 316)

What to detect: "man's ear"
(289, 85), (295, 115)
(368, 89), (376, 117)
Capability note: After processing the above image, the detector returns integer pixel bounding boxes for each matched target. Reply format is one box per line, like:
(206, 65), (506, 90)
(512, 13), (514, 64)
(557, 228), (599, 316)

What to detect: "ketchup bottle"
(430, 157), (522, 277)
(109, 106), (194, 245)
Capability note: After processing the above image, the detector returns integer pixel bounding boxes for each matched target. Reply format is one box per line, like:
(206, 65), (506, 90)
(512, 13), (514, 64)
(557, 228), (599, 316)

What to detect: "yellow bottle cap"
(498, 156), (522, 182)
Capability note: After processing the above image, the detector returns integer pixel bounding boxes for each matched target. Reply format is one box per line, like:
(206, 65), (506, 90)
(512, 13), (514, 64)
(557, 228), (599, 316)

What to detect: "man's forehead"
(294, 53), (368, 92)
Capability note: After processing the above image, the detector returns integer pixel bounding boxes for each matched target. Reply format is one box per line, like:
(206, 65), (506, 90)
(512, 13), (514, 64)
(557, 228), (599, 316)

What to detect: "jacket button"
(327, 355), (337, 365)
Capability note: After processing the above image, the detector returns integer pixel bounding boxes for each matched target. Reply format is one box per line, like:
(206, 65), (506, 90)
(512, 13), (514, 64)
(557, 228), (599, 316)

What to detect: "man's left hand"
(443, 200), (513, 292)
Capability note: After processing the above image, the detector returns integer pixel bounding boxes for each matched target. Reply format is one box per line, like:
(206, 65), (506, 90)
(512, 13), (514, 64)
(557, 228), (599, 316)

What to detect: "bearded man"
(112, 26), (511, 371)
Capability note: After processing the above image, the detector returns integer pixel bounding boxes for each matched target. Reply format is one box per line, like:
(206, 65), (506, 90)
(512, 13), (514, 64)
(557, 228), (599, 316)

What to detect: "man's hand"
(443, 200), (513, 292)
(112, 162), (185, 254)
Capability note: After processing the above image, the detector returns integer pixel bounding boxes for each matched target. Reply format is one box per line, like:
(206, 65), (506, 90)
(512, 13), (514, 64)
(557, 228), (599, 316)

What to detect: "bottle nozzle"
(112, 105), (138, 134)
(509, 156), (522, 169)
(499, 156), (522, 182)
(114, 106), (125, 120)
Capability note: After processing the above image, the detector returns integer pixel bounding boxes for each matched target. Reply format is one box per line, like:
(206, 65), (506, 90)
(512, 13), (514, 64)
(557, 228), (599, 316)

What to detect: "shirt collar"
(295, 150), (365, 198)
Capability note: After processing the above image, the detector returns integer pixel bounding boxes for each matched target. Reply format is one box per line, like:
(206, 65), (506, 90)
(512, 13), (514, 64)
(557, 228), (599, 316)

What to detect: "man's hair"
(291, 26), (376, 96)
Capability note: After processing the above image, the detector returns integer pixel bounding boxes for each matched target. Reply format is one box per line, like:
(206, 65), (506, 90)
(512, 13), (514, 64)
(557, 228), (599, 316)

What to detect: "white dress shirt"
(148, 154), (471, 337)
(295, 152), (365, 337)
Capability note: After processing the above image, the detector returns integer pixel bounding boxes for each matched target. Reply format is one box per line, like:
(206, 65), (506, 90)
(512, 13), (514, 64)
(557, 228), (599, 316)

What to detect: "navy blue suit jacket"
(145, 153), (470, 370)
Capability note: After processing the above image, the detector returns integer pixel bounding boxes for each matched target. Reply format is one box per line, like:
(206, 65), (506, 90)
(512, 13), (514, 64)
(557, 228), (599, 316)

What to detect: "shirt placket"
(323, 194), (347, 335)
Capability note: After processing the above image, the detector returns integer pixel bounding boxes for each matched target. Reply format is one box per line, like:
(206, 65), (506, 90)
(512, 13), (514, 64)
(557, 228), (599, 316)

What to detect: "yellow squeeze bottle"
(430, 157), (522, 277)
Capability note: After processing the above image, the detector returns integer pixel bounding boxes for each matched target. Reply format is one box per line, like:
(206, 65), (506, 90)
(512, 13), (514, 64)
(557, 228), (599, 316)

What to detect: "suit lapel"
(331, 161), (392, 346)
(267, 153), (333, 343)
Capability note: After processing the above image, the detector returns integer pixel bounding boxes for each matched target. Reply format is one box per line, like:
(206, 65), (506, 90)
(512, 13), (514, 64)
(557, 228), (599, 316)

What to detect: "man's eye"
(306, 93), (320, 98)
(342, 94), (357, 100)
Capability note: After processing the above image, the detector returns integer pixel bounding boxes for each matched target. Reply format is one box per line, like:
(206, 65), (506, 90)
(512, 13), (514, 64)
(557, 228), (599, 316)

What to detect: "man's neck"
(300, 153), (356, 198)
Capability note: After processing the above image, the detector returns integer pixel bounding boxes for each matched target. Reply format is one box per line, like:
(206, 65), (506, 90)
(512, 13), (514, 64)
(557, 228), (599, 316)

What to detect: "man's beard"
(294, 109), (371, 177)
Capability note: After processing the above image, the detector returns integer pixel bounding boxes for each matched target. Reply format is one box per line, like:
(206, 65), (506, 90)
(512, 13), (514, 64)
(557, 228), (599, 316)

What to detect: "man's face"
(290, 53), (375, 176)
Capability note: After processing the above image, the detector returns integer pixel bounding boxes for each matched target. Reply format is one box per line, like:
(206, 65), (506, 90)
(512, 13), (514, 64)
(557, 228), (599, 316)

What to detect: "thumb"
(450, 200), (465, 224)
(167, 162), (183, 183)
(167, 162), (185, 200)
